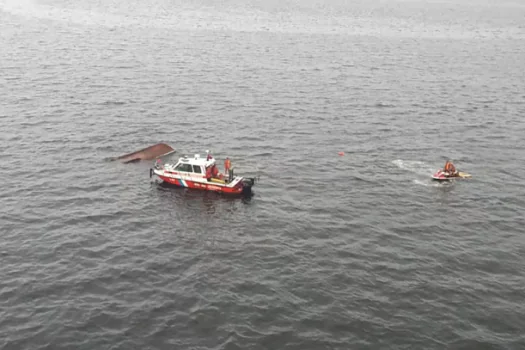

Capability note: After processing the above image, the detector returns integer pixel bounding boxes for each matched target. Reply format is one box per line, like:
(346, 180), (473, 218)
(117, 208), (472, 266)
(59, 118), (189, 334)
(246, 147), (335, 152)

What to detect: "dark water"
(1, 0), (525, 349)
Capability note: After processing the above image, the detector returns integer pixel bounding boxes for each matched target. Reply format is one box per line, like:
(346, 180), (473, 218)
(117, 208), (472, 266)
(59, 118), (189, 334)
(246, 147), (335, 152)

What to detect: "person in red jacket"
(211, 165), (219, 178)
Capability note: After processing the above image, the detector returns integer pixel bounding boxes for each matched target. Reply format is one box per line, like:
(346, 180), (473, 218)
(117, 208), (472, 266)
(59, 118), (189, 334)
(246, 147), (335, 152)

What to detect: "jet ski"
(432, 169), (472, 181)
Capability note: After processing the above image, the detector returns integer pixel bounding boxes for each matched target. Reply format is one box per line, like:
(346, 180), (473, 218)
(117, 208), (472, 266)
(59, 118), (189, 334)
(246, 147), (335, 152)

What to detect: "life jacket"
(444, 162), (455, 173)
(224, 159), (231, 170)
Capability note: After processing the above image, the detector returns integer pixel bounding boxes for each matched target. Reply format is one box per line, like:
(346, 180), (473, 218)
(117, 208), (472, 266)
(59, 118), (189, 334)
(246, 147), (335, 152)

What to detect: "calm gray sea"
(1, 0), (525, 349)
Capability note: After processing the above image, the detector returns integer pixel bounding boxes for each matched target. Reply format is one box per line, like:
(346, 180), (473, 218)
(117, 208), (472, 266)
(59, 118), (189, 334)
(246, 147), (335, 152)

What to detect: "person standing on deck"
(224, 157), (231, 174)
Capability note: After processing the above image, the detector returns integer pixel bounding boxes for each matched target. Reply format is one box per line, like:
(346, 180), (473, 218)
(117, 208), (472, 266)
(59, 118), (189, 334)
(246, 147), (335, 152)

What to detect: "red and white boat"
(150, 152), (256, 195)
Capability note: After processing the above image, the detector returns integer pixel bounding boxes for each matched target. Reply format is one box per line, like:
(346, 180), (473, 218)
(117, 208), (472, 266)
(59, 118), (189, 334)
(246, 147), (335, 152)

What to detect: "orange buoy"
(338, 151), (345, 156)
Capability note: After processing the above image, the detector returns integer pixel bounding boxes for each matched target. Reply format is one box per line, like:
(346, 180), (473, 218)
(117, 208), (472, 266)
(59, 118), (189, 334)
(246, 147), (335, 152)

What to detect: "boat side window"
(192, 165), (202, 174)
(175, 163), (192, 172)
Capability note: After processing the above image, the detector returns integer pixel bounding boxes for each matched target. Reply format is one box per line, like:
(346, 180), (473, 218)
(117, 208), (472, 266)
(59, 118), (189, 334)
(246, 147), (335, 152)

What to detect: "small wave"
(100, 101), (126, 106)
(374, 102), (396, 108)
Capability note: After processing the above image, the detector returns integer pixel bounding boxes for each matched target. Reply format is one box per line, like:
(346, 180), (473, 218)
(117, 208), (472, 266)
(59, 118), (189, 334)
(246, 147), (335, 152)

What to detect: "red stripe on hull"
(158, 176), (244, 194)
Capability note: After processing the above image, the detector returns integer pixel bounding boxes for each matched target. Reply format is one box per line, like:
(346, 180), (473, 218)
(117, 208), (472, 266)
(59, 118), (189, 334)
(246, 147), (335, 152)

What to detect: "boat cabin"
(174, 154), (213, 172)
(163, 154), (225, 181)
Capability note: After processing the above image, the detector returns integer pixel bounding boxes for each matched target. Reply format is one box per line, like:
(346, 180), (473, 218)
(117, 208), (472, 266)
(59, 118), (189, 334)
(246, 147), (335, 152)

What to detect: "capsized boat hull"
(111, 143), (175, 163)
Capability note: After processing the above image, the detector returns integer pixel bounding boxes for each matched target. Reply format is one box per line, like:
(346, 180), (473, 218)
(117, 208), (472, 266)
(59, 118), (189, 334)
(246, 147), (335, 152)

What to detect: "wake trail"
(413, 179), (448, 187)
(392, 159), (437, 176)
(392, 160), (450, 187)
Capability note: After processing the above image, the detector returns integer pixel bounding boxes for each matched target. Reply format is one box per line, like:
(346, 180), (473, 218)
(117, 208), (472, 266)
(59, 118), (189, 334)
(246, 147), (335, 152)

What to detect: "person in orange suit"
(443, 160), (457, 177)
(224, 157), (231, 173)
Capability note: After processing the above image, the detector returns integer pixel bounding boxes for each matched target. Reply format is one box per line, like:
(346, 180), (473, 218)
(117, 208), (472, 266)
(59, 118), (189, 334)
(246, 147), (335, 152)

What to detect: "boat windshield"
(175, 163), (192, 172)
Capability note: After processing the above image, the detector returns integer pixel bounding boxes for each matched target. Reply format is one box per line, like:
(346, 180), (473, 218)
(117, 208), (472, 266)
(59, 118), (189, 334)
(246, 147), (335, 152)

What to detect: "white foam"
(392, 159), (436, 176)
(413, 179), (444, 187)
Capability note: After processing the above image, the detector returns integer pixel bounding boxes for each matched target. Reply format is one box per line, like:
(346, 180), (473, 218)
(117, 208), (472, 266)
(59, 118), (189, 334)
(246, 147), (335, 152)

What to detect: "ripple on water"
(1, 0), (525, 349)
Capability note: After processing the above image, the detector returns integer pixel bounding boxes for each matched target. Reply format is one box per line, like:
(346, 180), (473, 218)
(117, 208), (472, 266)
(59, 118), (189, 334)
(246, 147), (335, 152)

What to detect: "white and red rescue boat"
(150, 152), (256, 195)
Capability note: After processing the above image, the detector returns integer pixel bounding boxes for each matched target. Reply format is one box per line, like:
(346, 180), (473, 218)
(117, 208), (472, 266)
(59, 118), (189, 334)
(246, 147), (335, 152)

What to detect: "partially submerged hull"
(111, 143), (175, 163)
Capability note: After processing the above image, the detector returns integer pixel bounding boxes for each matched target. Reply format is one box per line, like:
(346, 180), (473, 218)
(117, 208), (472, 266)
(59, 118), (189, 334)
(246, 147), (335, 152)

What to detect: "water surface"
(1, 0), (525, 349)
